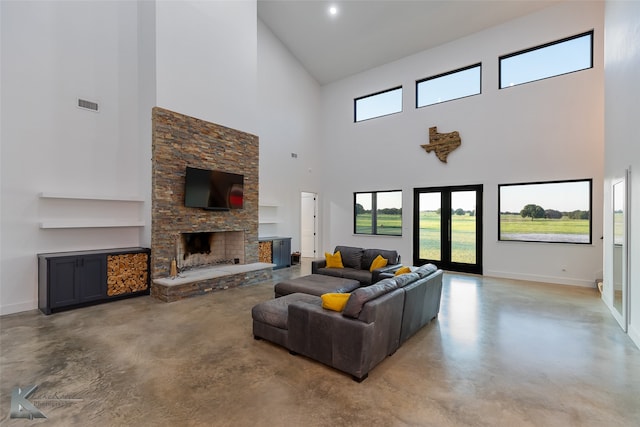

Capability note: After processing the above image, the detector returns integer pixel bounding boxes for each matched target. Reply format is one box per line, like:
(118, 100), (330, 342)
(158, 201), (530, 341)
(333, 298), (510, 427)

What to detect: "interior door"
(301, 192), (318, 258)
(413, 185), (483, 274)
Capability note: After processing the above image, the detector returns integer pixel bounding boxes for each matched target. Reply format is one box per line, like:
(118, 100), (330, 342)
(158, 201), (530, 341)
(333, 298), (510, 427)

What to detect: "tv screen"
(184, 166), (244, 210)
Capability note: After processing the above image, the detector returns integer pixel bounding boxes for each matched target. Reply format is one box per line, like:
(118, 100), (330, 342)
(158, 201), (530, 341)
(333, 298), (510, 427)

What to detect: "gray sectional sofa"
(252, 263), (443, 381)
(311, 245), (402, 285)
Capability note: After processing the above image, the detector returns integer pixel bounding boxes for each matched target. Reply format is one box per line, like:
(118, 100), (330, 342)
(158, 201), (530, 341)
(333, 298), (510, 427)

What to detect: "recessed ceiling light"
(328, 5), (338, 16)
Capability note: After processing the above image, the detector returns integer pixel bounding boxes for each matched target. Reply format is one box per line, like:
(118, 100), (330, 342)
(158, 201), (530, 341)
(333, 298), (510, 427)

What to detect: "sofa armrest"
(288, 301), (374, 378)
(311, 258), (326, 274)
(287, 289), (404, 380)
(399, 269), (443, 344)
(372, 263), (403, 283)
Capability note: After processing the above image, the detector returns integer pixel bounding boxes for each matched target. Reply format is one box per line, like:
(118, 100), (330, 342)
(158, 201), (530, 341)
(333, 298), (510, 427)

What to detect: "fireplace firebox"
(177, 231), (245, 270)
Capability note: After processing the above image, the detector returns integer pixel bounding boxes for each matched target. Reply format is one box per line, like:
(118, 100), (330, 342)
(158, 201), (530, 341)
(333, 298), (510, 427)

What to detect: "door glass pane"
(355, 193), (373, 234)
(418, 192), (441, 261)
(376, 191), (402, 236)
(613, 180), (625, 315)
(451, 191), (476, 264)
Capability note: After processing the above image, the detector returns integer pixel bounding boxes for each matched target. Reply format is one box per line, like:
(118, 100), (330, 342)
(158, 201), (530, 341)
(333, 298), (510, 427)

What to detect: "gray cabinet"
(259, 237), (291, 270)
(48, 254), (106, 310)
(38, 247), (150, 314)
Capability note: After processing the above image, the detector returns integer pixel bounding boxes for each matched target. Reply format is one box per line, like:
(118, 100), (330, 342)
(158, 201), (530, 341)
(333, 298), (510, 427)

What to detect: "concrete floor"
(1, 261), (640, 426)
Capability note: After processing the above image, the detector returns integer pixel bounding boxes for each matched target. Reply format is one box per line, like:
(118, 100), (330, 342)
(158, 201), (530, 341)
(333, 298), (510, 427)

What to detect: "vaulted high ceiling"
(257, 0), (564, 85)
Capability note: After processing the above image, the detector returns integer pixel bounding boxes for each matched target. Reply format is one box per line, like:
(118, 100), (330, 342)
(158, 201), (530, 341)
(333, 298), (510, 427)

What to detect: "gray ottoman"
(252, 293), (320, 348)
(274, 274), (361, 298)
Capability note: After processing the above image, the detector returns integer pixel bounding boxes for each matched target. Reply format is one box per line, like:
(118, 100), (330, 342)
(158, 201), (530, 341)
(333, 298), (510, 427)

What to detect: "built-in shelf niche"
(258, 202), (280, 224)
(39, 192), (145, 229)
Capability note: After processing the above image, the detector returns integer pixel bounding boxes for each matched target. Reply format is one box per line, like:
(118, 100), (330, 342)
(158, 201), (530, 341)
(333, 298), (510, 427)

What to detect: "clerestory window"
(499, 31), (593, 88)
(354, 87), (402, 122)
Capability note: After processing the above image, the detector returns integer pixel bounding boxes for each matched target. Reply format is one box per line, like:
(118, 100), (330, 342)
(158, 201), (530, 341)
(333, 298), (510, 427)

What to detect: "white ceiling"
(257, 0), (564, 85)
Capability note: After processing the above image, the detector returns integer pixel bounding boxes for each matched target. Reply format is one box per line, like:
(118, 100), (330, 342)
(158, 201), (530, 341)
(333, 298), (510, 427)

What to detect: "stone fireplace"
(150, 108), (271, 302)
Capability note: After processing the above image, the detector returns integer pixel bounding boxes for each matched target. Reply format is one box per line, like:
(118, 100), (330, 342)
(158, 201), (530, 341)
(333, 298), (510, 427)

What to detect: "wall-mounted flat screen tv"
(184, 166), (244, 210)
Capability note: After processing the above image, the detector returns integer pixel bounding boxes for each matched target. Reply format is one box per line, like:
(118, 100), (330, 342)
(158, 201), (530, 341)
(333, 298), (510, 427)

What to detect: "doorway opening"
(413, 185), (483, 274)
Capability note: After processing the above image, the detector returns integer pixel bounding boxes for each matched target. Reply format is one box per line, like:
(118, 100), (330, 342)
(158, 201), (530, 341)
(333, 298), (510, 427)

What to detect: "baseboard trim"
(0, 301), (38, 316)
(484, 270), (596, 287)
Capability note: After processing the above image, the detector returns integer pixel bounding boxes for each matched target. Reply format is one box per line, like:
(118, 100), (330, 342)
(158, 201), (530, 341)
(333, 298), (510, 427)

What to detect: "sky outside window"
(417, 64), (481, 107)
(355, 87), (402, 122)
(500, 32), (592, 88)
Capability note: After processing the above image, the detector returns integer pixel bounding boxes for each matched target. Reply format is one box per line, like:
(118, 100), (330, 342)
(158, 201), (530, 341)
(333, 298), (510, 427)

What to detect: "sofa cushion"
(394, 266), (411, 276)
(315, 267), (345, 279)
(275, 274), (360, 297)
(325, 251), (344, 268)
(415, 263), (437, 278)
(342, 278), (398, 318)
(394, 272), (420, 288)
(369, 254), (388, 272)
(321, 293), (351, 312)
(362, 249), (398, 270)
(335, 246), (363, 269)
(345, 269), (376, 285)
(252, 293), (319, 330)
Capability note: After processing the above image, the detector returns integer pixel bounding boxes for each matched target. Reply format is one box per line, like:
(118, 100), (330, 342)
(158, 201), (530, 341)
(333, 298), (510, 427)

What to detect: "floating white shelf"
(40, 220), (146, 229)
(39, 192), (145, 202)
(258, 201), (279, 208)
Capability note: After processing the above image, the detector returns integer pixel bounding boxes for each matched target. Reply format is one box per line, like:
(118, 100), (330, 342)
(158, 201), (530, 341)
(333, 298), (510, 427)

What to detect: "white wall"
(0, 0), (293, 314)
(257, 20), (322, 252)
(320, 1), (604, 287)
(155, 0), (257, 134)
(137, 0), (157, 248)
(1, 1), (146, 314)
(603, 0), (640, 347)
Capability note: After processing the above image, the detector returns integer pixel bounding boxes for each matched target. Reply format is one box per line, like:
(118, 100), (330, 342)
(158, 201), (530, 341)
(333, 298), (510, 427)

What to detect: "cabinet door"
(272, 240), (283, 267)
(280, 239), (291, 268)
(79, 255), (106, 302)
(272, 239), (291, 269)
(49, 257), (80, 308)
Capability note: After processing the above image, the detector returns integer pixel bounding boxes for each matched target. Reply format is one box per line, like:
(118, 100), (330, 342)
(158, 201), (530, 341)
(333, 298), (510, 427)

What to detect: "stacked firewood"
(107, 253), (149, 296)
(258, 241), (272, 263)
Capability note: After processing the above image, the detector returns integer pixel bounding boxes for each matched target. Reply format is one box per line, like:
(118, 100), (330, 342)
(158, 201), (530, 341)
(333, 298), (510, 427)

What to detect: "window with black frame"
(499, 31), (593, 89)
(354, 190), (402, 236)
(354, 87), (403, 122)
(498, 179), (592, 244)
(416, 63), (481, 108)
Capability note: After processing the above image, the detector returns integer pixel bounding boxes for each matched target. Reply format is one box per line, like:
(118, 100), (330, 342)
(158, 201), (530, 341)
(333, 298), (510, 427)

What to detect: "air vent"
(78, 98), (99, 112)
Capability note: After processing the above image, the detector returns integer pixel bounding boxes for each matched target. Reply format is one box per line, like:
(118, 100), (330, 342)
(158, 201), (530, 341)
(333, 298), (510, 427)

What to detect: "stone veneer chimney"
(151, 107), (259, 279)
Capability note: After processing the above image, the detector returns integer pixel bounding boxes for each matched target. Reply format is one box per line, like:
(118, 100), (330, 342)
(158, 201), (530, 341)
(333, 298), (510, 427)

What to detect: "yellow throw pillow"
(321, 293), (351, 312)
(369, 254), (388, 272)
(394, 266), (411, 276)
(325, 251), (344, 268)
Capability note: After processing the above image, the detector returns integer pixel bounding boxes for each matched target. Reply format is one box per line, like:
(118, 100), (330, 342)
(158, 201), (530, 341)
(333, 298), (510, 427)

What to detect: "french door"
(413, 185), (483, 274)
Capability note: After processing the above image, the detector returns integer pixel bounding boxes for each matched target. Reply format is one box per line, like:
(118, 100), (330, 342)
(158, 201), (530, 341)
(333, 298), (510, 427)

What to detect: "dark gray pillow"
(394, 272), (420, 288)
(335, 246), (363, 269)
(342, 278), (397, 318)
(415, 263), (437, 278)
